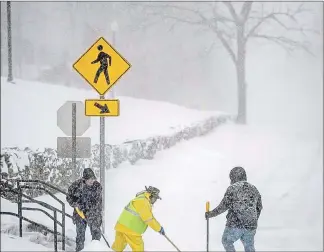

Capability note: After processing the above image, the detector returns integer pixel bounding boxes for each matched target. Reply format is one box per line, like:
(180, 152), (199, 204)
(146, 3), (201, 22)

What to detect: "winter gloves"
(205, 211), (212, 219)
(76, 207), (86, 219)
(159, 227), (165, 235)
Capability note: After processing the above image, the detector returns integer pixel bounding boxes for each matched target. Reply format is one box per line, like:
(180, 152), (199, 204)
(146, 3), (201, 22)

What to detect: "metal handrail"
(1, 187), (72, 220)
(0, 211), (61, 236)
(21, 207), (62, 227)
(15, 186), (71, 218)
(1, 179), (81, 251)
(16, 179), (68, 195)
(16, 186), (60, 251)
(17, 180), (70, 250)
(2, 184), (65, 251)
(0, 212), (76, 244)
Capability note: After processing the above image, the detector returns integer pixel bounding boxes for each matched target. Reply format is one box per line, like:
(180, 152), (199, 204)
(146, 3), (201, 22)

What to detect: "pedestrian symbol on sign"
(91, 45), (112, 85)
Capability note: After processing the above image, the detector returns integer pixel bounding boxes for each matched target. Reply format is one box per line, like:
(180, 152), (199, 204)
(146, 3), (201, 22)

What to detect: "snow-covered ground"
(1, 233), (52, 251)
(2, 124), (322, 251)
(1, 78), (222, 149)
(104, 124), (323, 251)
(1, 76), (322, 251)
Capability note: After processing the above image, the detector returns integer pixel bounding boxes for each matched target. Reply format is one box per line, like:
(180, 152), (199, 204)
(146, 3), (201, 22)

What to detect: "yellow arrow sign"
(73, 37), (131, 96)
(85, 99), (120, 116)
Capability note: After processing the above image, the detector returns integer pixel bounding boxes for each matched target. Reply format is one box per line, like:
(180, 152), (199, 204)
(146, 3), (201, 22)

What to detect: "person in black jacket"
(205, 167), (263, 252)
(66, 168), (103, 251)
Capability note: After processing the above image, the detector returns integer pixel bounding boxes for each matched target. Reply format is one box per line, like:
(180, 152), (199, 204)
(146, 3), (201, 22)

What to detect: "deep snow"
(1, 78), (221, 149)
(2, 124), (322, 251)
(103, 124), (323, 251)
(1, 233), (52, 251)
(1, 78), (322, 251)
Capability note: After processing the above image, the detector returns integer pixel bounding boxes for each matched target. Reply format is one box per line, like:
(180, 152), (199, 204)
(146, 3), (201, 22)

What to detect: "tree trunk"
(235, 24), (247, 124)
(7, 1), (13, 83)
(16, 3), (22, 78)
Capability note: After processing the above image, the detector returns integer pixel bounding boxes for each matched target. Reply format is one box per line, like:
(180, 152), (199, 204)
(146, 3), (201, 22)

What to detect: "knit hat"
(145, 186), (161, 200)
(83, 168), (96, 180)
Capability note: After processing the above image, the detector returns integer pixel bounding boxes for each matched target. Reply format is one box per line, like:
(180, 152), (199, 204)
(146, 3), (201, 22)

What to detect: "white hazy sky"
(1, 2), (322, 138)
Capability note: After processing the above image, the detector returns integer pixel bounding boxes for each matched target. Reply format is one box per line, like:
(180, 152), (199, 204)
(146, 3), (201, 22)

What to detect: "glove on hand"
(72, 202), (79, 208)
(205, 211), (212, 219)
(159, 227), (165, 235)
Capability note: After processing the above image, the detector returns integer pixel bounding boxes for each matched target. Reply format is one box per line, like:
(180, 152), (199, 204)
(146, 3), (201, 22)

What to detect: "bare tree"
(129, 2), (319, 124)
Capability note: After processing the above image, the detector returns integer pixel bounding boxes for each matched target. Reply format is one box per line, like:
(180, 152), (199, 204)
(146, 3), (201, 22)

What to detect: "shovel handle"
(206, 202), (210, 252)
(101, 231), (111, 248)
(164, 234), (181, 252)
(206, 201), (210, 212)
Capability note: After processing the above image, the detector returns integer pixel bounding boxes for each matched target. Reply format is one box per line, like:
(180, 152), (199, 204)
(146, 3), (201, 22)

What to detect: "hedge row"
(0, 114), (234, 197)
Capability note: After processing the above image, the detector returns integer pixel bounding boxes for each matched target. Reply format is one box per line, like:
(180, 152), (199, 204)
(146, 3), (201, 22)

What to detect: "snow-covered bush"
(0, 114), (234, 197)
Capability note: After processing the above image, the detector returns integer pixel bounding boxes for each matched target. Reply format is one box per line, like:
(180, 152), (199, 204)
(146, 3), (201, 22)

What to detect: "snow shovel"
(163, 234), (181, 252)
(75, 207), (111, 248)
(206, 201), (210, 252)
(100, 232), (111, 248)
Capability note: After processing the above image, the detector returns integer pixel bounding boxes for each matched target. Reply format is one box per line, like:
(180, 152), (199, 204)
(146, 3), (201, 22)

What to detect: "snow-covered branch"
(246, 3), (317, 55)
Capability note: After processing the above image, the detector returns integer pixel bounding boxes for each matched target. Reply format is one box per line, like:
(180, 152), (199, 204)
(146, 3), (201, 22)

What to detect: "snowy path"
(104, 124), (323, 251)
(1, 124), (322, 251)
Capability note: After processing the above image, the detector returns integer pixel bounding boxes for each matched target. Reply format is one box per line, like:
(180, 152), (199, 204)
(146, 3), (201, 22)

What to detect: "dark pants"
(75, 217), (101, 252)
(94, 65), (110, 85)
(222, 227), (256, 252)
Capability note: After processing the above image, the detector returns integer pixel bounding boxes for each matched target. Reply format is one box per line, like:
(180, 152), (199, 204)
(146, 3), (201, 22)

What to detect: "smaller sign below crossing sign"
(85, 99), (120, 116)
(57, 137), (92, 158)
(73, 37), (131, 96)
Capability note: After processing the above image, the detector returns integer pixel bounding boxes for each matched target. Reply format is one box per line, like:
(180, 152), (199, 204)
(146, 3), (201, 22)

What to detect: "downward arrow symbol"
(94, 102), (110, 114)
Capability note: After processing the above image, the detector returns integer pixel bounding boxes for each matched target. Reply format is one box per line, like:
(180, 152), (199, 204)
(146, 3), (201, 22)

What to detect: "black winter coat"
(66, 179), (103, 225)
(210, 181), (263, 229)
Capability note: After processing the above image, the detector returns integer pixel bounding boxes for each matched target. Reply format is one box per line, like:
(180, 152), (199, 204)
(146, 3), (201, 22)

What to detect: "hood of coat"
(229, 166), (247, 184)
(82, 168), (96, 180)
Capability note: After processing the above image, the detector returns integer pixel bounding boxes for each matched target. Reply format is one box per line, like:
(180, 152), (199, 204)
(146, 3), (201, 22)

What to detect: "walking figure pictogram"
(91, 45), (112, 85)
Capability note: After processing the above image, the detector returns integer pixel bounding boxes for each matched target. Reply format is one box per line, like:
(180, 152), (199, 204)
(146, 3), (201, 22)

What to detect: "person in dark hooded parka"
(66, 168), (103, 251)
(205, 166), (263, 252)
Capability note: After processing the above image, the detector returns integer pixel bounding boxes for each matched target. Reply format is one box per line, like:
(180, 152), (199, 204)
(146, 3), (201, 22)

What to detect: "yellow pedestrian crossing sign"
(73, 37), (131, 95)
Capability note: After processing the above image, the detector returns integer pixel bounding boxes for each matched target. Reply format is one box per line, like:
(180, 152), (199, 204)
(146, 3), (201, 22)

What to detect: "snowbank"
(0, 77), (227, 149)
(1, 115), (233, 198)
(1, 78), (234, 197)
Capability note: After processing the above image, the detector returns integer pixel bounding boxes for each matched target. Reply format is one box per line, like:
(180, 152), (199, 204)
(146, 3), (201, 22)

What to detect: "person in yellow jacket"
(112, 186), (165, 252)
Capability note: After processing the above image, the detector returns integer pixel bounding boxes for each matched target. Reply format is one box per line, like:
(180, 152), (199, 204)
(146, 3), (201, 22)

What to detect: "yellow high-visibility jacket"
(115, 192), (161, 236)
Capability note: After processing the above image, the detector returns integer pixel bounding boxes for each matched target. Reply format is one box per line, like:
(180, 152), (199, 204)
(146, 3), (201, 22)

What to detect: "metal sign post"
(73, 35), (131, 237)
(72, 103), (77, 181)
(57, 101), (91, 179)
(100, 95), (106, 234)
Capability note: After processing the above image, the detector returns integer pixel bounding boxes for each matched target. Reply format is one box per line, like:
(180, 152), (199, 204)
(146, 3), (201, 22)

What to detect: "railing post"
(62, 204), (65, 250)
(17, 182), (23, 237)
(14, 179), (72, 250)
(54, 210), (58, 252)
